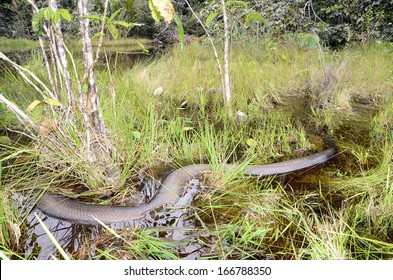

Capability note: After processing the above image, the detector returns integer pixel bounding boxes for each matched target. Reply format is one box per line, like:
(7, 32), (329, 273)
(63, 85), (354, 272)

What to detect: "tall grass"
(0, 39), (39, 52)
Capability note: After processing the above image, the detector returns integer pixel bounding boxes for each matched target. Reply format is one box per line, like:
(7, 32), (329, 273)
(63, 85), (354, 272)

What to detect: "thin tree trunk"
(221, 0), (231, 106)
(48, 0), (75, 116)
(78, 0), (104, 135)
(94, 0), (109, 64)
(27, 0), (58, 99)
(39, 37), (58, 98)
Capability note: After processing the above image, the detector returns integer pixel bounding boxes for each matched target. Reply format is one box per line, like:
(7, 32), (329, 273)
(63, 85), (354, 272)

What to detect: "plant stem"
(221, 0), (231, 106)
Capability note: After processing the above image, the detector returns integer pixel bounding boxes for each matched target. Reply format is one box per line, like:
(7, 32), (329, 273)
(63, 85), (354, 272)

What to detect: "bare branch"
(94, 0), (109, 64)
(0, 51), (55, 100)
(0, 93), (37, 137)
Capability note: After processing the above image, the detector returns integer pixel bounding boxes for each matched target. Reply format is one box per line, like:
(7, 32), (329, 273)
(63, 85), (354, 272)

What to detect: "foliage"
(90, 0), (157, 38)
(1, 0), (393, 46)
(198, 0), (393, 47)
(199, 0), (268, 40)
(253, 0), (311, 35)
(32, 7), (72, 36)
(0, 0), (35, 38)
(83, 7), (141, 39)
(295, 32), (321, 50)
(313, 0), (393, 47)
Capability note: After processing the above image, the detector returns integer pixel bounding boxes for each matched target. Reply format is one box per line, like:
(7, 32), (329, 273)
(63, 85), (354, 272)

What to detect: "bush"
(313, 0), (393, 47)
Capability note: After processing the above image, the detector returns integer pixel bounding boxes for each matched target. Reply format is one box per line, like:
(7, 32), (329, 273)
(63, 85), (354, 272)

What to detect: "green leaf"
(53, 11), (60, 24)
(108, 8), (123, 23)
(132, 131), (141, 139)
(43, 98), (61, 107)
(281, 54), (287, 61)
(113, 20), (130, 28)
(30, 104), (43, 123)
(148, 0), (163, 23)
(246, 138), (257, 148)
(43, 8), (54, 21)
(138, 43), (149, 53)
(107, 23), (119, 39)
(92, 32), (104, 39)
(32, 13), (38, 26)
(36, 9), (44, 21)
(246, 11), (263, 23)
(32, 13), (43, 35)
(58, 9), (72, 21)
(174, 13), (184, 49)
(227, 0), (248, 8)
(26, 100), (41, 113)
(80, 15), (103, 21)
(205, 12), (218, 27)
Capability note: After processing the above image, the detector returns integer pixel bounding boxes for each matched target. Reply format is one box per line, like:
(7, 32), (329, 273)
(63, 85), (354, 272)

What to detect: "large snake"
(36, 148), (335, 225)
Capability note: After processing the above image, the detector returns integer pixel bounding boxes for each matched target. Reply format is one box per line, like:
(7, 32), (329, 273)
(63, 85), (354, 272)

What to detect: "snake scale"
(36, 148), (335, 225)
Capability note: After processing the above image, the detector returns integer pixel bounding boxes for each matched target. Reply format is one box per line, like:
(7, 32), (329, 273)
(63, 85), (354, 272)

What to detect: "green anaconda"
(36, 148), (335, 225)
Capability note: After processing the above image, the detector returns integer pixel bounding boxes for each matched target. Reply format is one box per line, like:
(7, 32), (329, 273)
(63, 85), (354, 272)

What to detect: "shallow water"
(0, 41), (159, 69)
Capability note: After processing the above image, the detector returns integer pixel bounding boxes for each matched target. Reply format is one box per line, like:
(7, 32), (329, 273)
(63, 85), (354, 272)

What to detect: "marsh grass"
(0, 39), (39, 52)
(1, 38), (392, 259)
(90, 227), (179, 260)
(0, 187), (22, 255)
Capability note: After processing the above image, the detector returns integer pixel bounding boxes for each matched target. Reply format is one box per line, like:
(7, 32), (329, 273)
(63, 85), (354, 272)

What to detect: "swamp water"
(0, 40), (158, 69)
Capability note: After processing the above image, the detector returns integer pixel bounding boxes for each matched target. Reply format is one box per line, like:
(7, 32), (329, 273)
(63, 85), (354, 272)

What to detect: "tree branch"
(0, 93), (37, 137)
(0, 51), (55, 100)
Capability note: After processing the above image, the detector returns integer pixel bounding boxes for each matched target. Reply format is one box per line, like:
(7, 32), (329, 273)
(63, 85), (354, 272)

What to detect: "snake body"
(36, 148), (335, 225)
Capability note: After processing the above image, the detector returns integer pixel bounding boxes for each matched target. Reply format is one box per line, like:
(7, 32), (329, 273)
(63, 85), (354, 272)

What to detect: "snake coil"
(36, 148), (335, 225)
